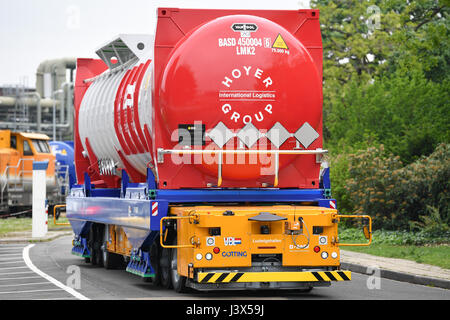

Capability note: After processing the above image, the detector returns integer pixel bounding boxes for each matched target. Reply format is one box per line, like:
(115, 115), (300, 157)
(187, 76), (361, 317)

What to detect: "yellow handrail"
(53, 204), (70, 226)
(337, 214), (372, 247)
(159, 215), (199, 249)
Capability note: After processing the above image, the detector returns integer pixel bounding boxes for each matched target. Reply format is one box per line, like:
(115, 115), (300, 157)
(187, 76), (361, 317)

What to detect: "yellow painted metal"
(197, 270), (351, 283)
(53, 204), (70, 226)
(0, 131), (55, 181)
(160, 215), (198, 249)
(169, 205), (343, 279)
(18, 132), (51, 140)
(337, 214), (373, 246)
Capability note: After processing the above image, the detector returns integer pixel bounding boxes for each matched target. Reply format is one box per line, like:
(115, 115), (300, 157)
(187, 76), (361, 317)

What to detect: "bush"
(342, 143), (449, 231)
(338, 227), (450, 246)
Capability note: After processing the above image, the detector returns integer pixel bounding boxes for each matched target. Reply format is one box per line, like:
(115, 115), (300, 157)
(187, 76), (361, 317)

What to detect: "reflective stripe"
(197, 270), (351, 283)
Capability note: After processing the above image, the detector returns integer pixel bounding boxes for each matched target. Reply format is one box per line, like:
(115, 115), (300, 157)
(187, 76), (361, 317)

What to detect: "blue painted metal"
(320, 167), (331, 189)
(146, 167), (157, 190)
(71, 235), (91, 258)
(32, 161), (49, 170)
(153, 188), (326, 203)
(49, 141), (76, 188)
(318, 198), (337, 209)
(66, 195), (169, 249)
(125, 232), (158, 278)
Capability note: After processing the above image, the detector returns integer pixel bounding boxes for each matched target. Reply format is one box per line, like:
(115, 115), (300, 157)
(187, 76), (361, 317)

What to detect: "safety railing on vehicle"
(337, 214), (373, 247)
(157, 148), (328, 187)
(53, 204), (70, 226)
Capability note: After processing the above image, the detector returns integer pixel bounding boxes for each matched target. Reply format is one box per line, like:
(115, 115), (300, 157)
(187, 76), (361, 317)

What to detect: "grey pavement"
(0, 230), (449, 290)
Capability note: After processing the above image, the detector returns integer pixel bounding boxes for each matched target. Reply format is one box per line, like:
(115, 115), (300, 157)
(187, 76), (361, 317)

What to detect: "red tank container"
(74, 8), (323, 189)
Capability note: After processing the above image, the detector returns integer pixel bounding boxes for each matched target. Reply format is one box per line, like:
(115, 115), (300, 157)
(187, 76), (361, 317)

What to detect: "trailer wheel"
(149, 241), (161, 285)
(96, 225), (105, 267)
(88, 227), (98, 266)
(102, 226), (124, 269)
(103, 249), (124, 269)
(89, 224), (103, 267)
(170, 243), (187, 293)
(160, 246), (173, 289)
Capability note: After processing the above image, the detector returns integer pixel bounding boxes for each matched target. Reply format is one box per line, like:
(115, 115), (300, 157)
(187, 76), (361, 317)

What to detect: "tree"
(311, 0), (449, 161)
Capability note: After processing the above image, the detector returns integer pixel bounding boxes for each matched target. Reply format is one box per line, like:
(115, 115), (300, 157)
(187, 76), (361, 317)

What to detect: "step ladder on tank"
(55, 162), (70, 200)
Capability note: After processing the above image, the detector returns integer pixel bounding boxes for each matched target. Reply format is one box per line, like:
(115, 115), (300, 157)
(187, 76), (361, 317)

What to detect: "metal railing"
(0, 158), (34, 206)
(337, 214), (373, 247)
(53, 204), (70, 226)
(54, 163), (69, 197)
(157, 148), (328, 187)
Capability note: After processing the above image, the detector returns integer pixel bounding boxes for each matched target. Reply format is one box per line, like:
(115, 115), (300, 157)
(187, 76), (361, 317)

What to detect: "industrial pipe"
(36, 58), (76, 98)
(0, 96), (59, 108)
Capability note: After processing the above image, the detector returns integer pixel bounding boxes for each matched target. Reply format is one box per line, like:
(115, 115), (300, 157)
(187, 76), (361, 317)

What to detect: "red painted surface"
(153, 8), (323, 189)
(75, 8), (323, 189)
(74, 58), (109, 185)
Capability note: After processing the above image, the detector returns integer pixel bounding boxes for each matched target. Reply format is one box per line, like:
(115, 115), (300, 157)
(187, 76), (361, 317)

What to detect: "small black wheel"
(89, 224), (103, 267)
(149, 242), (161, 286)
(159, 246), (173, 289)
(170, 244), (187, 293)
(103, 249), (124, 269)
(96, 225), (105, 267)
(88, 227), (98, 266)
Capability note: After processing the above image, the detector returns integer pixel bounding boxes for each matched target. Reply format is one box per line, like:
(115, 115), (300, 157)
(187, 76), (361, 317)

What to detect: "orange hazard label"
(272, 34), (288, 50)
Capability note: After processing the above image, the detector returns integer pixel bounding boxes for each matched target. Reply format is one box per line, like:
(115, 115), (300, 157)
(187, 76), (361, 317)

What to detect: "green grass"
(343, 244), (450, 270)
(0, 216), (71, 237)
(339, 227), (450, 269)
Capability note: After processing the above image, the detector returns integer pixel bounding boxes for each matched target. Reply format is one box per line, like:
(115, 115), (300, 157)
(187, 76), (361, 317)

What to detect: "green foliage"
(326, 70), (449, 163)
(339, 228), (450, 269)
(313, 0), (450, 160)
(344, 143), (449, 230)
(312, 0), (449, 234)
(339, 227), (450, 245)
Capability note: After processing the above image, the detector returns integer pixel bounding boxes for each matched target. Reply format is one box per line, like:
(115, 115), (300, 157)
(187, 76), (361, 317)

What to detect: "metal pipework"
(36, 58), (76, 98)
(52, 89), (64, 141)
(22, 92), (41, 131)
(0, 96), (57, 108)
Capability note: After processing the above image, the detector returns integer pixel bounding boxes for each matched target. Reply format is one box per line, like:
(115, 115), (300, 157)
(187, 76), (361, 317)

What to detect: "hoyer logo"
(231, 23), (258, 37)
(219, 65), (275, 124)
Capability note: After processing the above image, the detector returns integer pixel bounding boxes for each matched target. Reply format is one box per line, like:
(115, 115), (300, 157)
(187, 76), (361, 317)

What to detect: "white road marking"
(22, 244), (90, 300)
(0, 276), (42, 281)
(0, 266), (29, 270)
(0, 261), (24, 264)
(0, 257), (26, 261)
(0, 271), (34, 275)
(0, 282), (51, 287)
(0, 288), (64, 295)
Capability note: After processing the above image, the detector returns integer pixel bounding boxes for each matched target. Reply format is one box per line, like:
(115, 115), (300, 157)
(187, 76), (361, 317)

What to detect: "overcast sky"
(0, 0), (310, 88)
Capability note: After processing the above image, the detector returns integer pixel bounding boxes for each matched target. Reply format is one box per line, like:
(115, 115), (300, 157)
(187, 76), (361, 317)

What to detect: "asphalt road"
(1, 235), (449, 301)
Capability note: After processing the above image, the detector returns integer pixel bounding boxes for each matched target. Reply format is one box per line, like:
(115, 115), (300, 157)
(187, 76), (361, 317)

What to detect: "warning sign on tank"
(271, 33), (290, 55)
